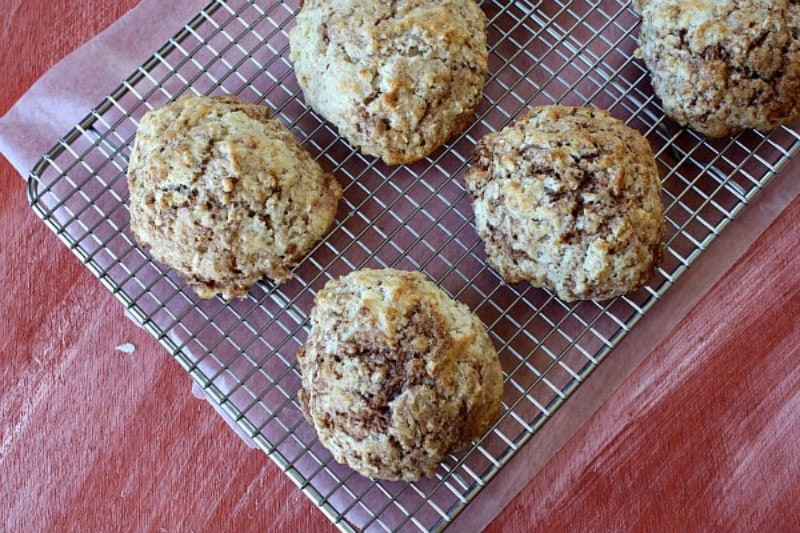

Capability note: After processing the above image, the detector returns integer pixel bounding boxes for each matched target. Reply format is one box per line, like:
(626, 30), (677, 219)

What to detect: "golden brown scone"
(634, 0), (800, 137)
(464, 105), (665, 302)
(296, 268), (503, 481)
(288, 0), (488, 164)
(127, 94), (342, 299)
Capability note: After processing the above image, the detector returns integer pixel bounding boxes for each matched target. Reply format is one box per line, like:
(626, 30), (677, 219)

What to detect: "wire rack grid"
(26, 0), (799, 531)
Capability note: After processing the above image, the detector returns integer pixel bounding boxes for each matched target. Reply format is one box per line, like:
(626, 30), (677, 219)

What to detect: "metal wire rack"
(26, 0), (799, 531)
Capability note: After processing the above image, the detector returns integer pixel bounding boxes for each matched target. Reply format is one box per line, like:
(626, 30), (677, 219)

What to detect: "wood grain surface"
(2, 2), (798, 532)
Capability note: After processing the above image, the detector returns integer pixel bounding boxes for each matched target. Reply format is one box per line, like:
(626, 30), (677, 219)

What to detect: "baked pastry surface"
(127, 94), (342, 299)
(634, 0), (800, 137)
(464, 105), (665, 301)
(289, 0), (488, 164)
(297, 268), (504, 481)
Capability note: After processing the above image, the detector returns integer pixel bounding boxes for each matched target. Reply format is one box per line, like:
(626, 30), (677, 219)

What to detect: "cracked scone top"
(464, 105), (665, 302)
(634, 0), (800, 137)
(296, 268), (503, 481)
(127, 94), (342, 299)
(288, 0), (488, 164)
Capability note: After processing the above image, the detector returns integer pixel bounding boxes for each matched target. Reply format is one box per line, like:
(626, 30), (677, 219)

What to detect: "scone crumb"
(115, 343), (136, 354)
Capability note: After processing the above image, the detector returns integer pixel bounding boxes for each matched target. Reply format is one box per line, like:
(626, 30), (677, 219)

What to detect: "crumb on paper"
(115, 342), (136, 354)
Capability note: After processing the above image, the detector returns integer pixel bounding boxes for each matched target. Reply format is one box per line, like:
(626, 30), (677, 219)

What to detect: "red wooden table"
(2, 2), (799, 532)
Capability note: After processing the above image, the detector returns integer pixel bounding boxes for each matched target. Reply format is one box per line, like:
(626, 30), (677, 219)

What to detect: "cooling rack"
(26, 0), (800, 531)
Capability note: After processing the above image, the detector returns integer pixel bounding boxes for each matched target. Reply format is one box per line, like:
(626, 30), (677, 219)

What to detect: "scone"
(296, 268), (503, 481)
(127, 94), (342, 299)
(464, 105), (665, 302)
(634, 0), (800, 137)
(289, 0), (488, 165)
